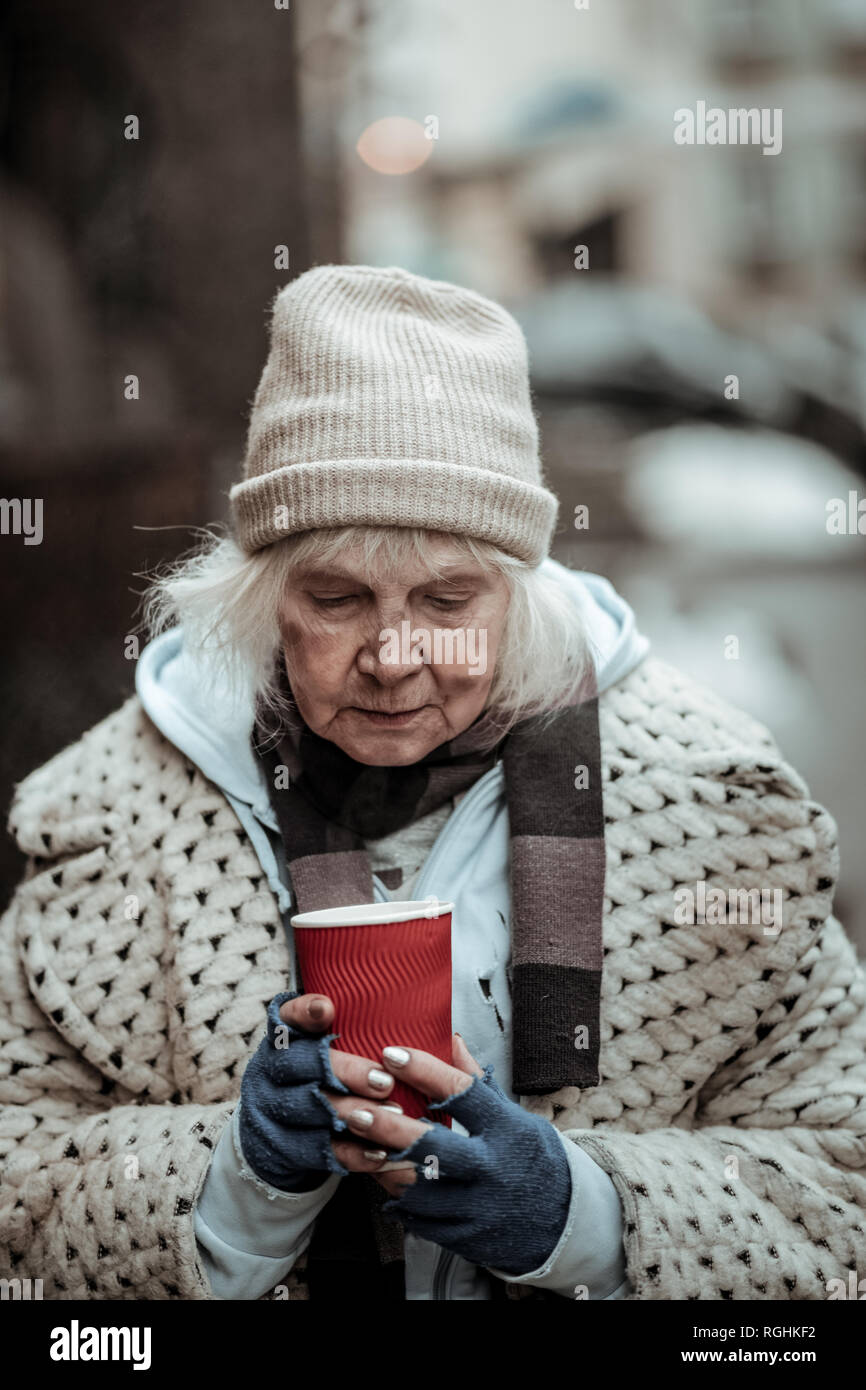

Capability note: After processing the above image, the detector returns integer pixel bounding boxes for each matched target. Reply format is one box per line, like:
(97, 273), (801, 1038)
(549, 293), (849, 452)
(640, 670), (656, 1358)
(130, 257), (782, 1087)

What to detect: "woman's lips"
(350, 706), (428, 728)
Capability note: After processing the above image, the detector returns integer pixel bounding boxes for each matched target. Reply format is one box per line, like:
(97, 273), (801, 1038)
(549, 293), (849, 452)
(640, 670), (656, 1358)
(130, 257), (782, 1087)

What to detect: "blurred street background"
(1, 0), (865, 950)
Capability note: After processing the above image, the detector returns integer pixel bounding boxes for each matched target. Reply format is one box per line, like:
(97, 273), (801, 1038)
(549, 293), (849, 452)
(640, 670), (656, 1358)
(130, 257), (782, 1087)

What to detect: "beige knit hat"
(229, 263), (558, 564)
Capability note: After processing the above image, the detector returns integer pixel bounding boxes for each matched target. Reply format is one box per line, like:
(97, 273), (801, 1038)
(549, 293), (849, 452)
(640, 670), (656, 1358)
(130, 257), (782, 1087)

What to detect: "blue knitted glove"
(381, 1063), (572, 1275)
(237, 989), (353, 1193)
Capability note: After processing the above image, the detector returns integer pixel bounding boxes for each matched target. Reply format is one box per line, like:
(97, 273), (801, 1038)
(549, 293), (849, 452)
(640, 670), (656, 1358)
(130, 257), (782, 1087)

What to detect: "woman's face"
(279, 536), (510, 765)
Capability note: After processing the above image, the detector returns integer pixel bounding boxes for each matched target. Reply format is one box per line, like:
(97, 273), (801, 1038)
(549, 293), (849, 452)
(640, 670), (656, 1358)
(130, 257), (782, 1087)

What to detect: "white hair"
(140, 525), (594, 744)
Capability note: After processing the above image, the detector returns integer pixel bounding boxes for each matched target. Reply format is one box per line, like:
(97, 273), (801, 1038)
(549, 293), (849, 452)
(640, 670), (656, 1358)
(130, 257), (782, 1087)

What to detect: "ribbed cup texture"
(294, 912), (453, 1125)
(229, 264), (558, 564)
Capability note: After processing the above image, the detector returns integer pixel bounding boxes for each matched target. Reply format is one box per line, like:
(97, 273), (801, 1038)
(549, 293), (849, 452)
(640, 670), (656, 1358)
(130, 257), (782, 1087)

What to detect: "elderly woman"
(1, 264), (864, 1304)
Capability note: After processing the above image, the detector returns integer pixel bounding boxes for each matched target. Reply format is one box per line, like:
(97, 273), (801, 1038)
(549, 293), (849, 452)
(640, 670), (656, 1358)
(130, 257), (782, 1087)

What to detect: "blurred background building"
(2, 0), (865, 951)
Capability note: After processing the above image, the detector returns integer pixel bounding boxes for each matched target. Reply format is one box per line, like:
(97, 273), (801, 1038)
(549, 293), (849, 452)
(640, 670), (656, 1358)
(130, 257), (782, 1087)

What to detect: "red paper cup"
(290, 898), (453, 1126)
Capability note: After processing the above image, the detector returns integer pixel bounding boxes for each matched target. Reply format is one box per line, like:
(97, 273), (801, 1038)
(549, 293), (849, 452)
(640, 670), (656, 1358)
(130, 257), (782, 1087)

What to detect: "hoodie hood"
(135, 558), (650, 825)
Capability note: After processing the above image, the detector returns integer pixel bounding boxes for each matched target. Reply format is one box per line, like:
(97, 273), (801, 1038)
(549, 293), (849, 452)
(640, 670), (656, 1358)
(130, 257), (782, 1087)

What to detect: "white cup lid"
(291, 898), (454, 928)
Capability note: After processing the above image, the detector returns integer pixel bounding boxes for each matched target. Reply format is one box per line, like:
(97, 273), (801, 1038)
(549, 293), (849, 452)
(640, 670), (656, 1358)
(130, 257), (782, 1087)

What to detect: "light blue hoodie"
(135, 559), (650, 1301)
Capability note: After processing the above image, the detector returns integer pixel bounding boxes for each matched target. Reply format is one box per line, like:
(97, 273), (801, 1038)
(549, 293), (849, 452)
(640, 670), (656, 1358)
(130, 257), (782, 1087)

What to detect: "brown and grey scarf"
(251, 656), (605, 1300)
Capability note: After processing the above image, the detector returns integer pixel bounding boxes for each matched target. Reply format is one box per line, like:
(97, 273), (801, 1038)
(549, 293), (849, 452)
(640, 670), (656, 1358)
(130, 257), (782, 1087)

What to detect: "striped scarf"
(251, 659), (605, 1296)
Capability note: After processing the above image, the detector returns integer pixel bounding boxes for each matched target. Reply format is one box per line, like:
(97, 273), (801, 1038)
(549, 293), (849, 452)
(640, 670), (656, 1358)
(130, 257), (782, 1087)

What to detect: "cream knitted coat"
(1, 655), (864, 1301)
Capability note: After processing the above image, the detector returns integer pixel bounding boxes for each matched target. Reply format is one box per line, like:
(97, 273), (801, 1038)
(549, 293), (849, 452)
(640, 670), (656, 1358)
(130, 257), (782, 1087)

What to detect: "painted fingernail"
(367, 1068), (393, 1090)
(381, 1102), (403, 1113)
(364, 1149), (387, 1162)
(383, 1046), (410, 1067)
(349, 1108), (375, 1128)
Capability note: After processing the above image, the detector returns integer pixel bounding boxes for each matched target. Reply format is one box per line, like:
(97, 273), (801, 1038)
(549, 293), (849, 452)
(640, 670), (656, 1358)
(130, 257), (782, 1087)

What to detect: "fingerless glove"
(383, 1063), (573, 1275)
(237, 989), (352, 1193)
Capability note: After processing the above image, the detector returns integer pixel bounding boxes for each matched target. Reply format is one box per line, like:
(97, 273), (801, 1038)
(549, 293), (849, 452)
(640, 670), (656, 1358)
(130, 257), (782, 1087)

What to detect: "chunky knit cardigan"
(1, 654), (864, 1301)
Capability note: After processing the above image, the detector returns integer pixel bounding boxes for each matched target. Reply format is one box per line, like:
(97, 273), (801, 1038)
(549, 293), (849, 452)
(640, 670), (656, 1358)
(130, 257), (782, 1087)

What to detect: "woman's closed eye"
(309, 593), (471, 613)
(426, 595), (471, 612)
(310, 594), (361, 609)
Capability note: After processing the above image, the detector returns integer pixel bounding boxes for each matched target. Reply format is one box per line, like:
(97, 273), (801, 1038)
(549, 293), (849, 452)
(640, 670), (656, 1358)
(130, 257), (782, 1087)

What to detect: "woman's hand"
(237, 990), (419, 1191)
(336, 1038), (575, 1276)
(335, 1034), (483, 1196)
(239, 993), (572, 1276)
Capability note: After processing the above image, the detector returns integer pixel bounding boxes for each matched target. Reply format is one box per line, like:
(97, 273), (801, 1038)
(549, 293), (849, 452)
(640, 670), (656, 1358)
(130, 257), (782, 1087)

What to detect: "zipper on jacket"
(432, 1248), (457, 1300)
(373, 763), (503, 1301)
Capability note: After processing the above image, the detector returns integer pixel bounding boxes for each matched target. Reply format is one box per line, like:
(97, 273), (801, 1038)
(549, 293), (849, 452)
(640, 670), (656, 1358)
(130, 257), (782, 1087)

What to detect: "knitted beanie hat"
(228, 264), (558, 565)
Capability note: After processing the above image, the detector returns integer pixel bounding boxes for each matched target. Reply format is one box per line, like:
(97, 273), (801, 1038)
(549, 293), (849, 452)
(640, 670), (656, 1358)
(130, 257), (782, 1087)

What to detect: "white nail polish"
(383, 1046), (410, 1067)
(349, 1108), (375, 1128)
(368, 1068), (393, 1089)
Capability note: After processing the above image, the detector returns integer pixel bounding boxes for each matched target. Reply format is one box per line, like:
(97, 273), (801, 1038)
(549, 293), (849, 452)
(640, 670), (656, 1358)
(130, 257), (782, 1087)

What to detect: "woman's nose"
(357, 616), (420, 683)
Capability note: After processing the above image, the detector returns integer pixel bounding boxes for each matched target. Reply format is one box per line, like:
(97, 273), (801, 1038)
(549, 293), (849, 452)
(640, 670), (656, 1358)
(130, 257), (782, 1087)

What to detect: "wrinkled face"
(279, 537), (510, 765)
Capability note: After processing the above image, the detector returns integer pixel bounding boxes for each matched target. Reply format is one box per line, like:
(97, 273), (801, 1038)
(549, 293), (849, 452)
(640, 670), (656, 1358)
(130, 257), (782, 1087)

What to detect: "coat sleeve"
(568, 759), (866, 1301)
(0, 853), (240, 1300)
(193, 1104), (341, 1299)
